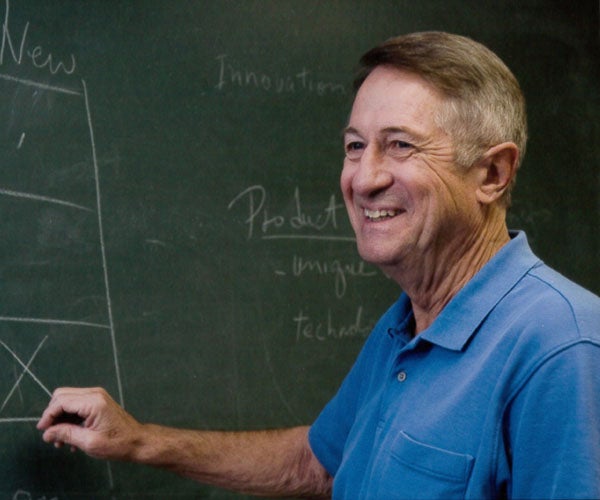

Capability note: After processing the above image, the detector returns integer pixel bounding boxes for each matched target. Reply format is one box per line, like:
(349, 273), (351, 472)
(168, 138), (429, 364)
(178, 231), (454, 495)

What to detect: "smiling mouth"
(364, 208), (401, 221)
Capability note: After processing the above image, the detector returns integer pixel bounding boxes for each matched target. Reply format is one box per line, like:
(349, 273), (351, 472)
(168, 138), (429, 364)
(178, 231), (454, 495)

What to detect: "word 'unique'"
(279, 255), (377, 298)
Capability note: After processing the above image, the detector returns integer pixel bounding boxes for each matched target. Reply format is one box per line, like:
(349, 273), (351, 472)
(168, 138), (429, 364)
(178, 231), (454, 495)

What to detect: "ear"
(474, 142), (520, 205)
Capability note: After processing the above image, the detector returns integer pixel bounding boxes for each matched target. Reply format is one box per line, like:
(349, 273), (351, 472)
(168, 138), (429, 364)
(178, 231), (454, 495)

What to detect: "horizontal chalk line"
(0, 417), (40, 423)
(0, 72), (82, 95)
(0, 316), (110, 330)
(0, 187), (94, 212)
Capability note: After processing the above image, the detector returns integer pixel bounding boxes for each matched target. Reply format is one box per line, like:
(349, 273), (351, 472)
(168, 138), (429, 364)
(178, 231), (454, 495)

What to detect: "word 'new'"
(0, 0), (76, 76)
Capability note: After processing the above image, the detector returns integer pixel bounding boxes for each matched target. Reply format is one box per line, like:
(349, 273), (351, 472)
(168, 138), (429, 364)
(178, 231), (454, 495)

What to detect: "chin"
(356, 243), (395, 267)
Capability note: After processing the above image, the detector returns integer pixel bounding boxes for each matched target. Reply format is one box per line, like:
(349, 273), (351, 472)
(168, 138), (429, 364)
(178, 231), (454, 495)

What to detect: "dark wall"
(0, 1), (597, 498)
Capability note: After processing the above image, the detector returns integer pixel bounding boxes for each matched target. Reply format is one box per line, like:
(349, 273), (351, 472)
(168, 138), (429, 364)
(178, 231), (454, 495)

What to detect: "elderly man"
(38, 32), (600, 499)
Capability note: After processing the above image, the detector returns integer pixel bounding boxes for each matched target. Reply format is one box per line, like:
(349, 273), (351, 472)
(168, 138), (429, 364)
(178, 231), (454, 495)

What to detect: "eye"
(388, 140), (414, 159)
(344, 141), (365, 160)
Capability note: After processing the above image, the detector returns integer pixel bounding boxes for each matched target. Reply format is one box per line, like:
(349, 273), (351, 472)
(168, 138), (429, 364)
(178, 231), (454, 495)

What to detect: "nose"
(349, 144), (394, 197)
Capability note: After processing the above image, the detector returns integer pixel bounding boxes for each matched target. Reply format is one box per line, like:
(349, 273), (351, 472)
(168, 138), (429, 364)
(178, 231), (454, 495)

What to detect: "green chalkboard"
(0, 1), (598, 498)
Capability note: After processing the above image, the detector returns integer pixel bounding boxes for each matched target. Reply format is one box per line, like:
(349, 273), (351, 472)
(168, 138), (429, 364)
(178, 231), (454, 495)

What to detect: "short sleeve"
(308, 378), (356, 475)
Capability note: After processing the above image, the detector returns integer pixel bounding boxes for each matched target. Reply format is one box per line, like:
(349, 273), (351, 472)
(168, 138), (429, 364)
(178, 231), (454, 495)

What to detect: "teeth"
(364, 208), (398, 220)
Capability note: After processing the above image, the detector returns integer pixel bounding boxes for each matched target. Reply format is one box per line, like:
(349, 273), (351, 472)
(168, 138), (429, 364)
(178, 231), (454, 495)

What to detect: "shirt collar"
(391, 231), (541, 351)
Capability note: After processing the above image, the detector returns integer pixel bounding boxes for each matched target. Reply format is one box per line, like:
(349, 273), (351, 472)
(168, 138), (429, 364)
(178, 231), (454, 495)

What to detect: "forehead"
(348, 66), (445, 135)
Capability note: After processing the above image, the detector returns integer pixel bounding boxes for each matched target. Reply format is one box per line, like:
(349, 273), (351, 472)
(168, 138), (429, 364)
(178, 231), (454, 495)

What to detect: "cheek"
(340, 165), (354, 202)
(416, 180), (474, 233)
(339, 166), (362, 230)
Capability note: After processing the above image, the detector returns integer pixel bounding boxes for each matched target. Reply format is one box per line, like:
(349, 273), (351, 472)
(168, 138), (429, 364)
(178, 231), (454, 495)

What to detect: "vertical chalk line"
(82, 79), (124, 409)
(106, 461), (115, 490)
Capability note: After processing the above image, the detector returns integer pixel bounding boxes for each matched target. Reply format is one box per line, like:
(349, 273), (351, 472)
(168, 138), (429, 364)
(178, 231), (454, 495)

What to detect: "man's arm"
(37, 387), (332, 498)
(507, 343), (600, 499)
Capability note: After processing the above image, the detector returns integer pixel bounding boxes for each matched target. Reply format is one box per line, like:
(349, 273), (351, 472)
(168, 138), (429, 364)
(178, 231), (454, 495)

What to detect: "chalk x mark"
(12, 364), (24, 406)
(0, 336), (51, 415)
(0, 187), (94, 212)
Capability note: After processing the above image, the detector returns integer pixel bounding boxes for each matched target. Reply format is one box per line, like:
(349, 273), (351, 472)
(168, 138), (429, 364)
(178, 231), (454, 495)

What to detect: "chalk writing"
(0, 2), (123, 422)
(1, 0), (76, 76)
(215, 54), (345, 96)
(276, 255), (377, 298)
(228, 184), (351, 241)
(12, 491), (58, 500)
(293, 306), (373, 342)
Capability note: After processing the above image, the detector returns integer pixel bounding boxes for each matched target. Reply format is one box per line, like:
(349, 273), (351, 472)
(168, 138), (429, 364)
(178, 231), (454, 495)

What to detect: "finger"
(38, 402), (68, 430)
(43, 423), (106, 458)
(42, 423), (82, 449)
(37, 388), (90, 430)
(38, 400), (78, 430)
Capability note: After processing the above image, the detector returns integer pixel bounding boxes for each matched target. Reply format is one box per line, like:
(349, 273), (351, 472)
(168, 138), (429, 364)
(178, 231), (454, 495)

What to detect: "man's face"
(341, 66), (483, 273)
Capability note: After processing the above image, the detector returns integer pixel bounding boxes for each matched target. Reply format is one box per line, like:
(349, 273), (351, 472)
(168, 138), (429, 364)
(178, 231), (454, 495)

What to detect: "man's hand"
(37, 387), (142, 461)
(37, 387), (332, 497)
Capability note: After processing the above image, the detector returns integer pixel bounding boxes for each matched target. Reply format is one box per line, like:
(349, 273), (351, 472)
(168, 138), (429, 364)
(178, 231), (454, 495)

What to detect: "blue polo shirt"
(309, 231), (600, 499)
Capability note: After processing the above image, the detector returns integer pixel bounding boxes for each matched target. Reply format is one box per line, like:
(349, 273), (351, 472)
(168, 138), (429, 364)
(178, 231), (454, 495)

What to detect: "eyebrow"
(342, 126), (359, 136)
(342, 126), (422, 141)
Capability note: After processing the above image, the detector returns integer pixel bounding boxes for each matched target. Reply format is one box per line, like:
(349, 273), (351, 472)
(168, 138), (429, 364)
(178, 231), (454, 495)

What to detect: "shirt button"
(397, 371), (407, 382)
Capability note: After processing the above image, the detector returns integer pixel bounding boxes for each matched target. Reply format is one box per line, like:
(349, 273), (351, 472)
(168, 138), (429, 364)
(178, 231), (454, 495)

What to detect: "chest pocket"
(370, 430), (475, 499)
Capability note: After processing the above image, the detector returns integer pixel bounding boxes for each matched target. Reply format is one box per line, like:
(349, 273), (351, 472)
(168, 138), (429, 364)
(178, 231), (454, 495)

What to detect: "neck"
(389, 217), (510, 334)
